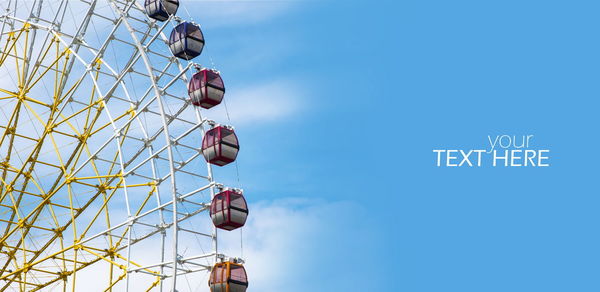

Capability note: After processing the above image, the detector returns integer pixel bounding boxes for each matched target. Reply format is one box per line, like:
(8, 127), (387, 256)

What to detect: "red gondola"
(144, 0), (178, 21)
(210, 189), (248, 231)
(202, 126), (239, 166)
(209, 261), (248, 292)
(189, 69), (225, 109)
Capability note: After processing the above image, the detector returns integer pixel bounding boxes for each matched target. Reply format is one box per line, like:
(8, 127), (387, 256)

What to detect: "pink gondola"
(202, 126), (239, 166)
(189, 69), (225, 109)
(210, 190), (248, 231)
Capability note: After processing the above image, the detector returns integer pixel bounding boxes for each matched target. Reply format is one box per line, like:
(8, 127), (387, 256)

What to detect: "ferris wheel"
(0, 0), (249, 291)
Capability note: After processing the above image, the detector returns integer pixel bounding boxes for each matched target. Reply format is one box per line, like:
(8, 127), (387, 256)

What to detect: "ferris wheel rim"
(0, 0), (247, 291)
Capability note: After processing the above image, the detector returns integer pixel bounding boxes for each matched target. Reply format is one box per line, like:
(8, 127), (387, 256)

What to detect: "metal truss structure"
(0, 0), (235, 291)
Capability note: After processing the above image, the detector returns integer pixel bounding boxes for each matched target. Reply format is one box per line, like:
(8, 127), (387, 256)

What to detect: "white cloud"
(202, 79), (304, 126)
(218, 198), (368, 291)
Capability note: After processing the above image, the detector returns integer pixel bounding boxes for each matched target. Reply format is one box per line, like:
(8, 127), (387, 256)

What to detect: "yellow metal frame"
(0, 23), (161, 291)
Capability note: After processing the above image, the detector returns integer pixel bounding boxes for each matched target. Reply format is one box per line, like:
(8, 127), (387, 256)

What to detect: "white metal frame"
(0, 0), (235, 291)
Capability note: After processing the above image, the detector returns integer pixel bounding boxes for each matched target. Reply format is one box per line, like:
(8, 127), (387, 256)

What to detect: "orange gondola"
(209, 261), (248, 292)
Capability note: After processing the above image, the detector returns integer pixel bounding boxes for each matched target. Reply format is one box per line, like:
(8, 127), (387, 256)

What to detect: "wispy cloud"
(203, 78), (304, 126)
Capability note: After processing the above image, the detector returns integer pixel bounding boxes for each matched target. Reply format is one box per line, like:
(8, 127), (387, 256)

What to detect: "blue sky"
(190, 0), (600, 291)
